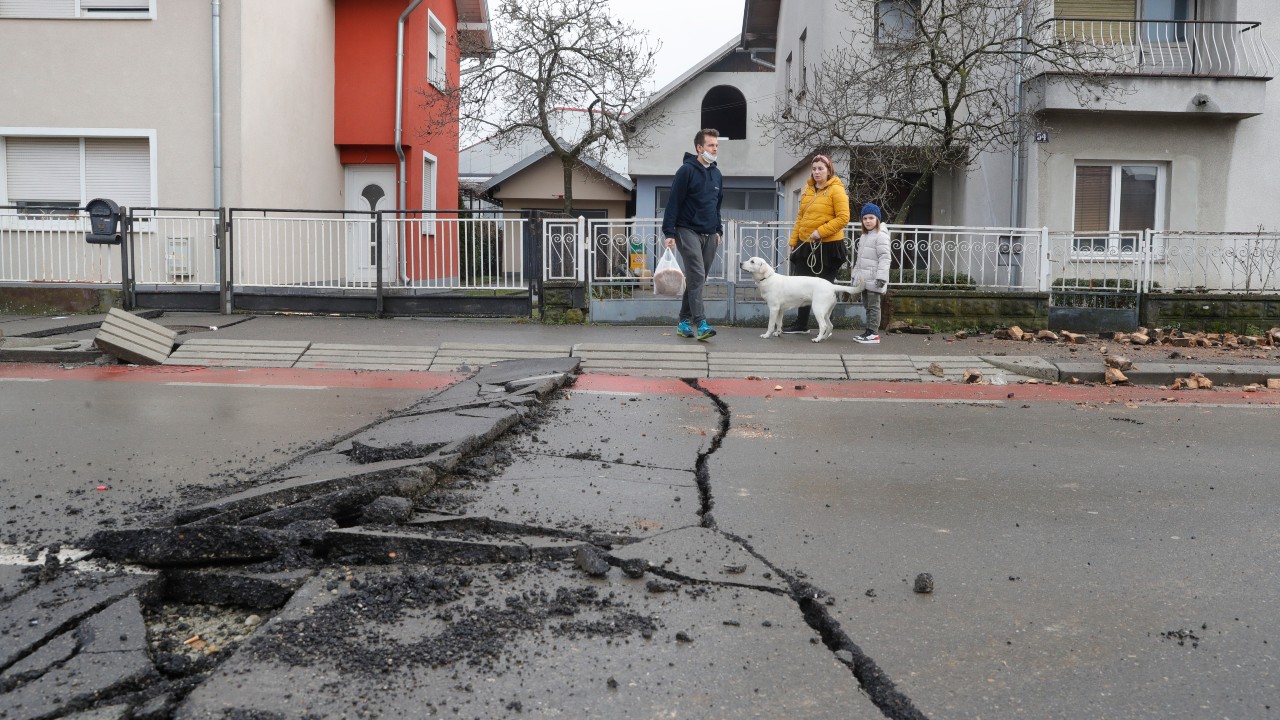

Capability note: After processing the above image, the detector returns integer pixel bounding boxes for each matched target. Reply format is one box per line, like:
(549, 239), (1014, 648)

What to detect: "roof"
(480, 144), (634, 193)
(740, 0), (781, 50)
(455, 0), (492, 56)
(628, 36), (743, 121)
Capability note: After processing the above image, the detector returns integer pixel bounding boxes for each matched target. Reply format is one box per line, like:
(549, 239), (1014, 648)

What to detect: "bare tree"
(762, 0), (1123, 223)
(422, 0), (660, 215)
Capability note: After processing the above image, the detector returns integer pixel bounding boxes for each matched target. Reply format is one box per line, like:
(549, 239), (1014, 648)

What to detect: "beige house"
(480, 145), (632, 220)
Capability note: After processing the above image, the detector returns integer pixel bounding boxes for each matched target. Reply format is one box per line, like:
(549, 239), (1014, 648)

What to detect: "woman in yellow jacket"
(783, 154), (851, 333)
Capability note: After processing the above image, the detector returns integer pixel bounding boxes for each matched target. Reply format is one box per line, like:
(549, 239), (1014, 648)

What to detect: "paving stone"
(295, 343), (436, 370)
(429, 343), (571, 372)
(709, 352), (847, 379)
(842, 354), (920, 381)
(87, 526), (283, 566)
(163, 338), (309, 368)
(0, 571), (158, 672)
(1, 596), (153, 720)
(93, 308), (178, 365)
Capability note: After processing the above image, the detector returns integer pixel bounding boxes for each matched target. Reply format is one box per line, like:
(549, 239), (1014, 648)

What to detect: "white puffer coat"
(851, 225), (891, 294)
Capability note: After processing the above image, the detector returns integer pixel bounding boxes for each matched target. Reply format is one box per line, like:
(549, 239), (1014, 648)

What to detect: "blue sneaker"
(695, 321), (717, 341)
(676, 320), (694, 338)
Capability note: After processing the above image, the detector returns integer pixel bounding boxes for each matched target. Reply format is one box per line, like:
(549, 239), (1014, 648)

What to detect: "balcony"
(1027, 18), (1277, 118)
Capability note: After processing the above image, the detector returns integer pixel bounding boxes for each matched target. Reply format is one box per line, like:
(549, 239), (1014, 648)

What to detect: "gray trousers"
(675, 226), (718, 324)
(862, 290), (883, 331)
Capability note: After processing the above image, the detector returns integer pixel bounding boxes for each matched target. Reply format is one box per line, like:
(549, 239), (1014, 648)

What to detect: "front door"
(345, 165), (396, 284)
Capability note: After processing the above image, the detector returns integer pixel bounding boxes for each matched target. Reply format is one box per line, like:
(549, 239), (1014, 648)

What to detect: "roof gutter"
(396, 0), (424, 214)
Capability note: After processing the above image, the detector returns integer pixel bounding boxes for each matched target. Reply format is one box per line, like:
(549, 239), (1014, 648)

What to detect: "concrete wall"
(0, 2), (215, 206)
(235, 1), (341, 209)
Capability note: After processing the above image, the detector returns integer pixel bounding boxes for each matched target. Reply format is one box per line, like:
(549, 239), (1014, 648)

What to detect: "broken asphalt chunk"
(88, 526), (283, 566)
(913, 573), (935, 594)
(163, 568), (314, 610)
(573, 545), (611, 577)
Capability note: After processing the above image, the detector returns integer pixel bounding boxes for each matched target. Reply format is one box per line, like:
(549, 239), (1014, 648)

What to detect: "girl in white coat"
(851, 203), (891, 343)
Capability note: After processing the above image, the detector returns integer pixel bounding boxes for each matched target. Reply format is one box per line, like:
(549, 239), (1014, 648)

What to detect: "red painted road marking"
(0, 363), (462, 390)
(578, 373), (1280, 406)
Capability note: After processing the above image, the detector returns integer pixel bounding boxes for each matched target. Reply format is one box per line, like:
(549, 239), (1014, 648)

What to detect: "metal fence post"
(223, 209), (235, 314)
(1038, 226), (1052, 292)
(121, 208), (134, 310)
(725, 219), (737, 323)
(374, 211), (384, 316)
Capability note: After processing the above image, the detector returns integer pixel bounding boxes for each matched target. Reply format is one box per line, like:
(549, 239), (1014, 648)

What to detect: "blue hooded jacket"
(662, 152), (723, 238)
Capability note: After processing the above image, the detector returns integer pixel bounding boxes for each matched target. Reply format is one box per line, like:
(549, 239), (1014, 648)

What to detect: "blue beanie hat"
(861, 203), (882, 220)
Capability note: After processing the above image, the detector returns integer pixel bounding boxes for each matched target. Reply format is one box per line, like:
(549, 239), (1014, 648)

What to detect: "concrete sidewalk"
(3, 311), (1280, 386)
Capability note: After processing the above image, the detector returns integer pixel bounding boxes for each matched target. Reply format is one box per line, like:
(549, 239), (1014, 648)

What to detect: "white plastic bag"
(653, 247), (686, 297)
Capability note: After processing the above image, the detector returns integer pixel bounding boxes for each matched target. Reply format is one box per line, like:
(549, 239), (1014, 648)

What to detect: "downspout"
(212, 0), (222, 207)
(396, 0), (424, 283)
(748, 49), (775, 71)
(1010, 4), (1024, 228)
(396, 0), (423, 213)
(212, 0), (226, 313)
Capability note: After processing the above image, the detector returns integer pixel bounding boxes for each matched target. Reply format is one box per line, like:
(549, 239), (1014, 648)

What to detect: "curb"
(1054, 361), (1280, 386)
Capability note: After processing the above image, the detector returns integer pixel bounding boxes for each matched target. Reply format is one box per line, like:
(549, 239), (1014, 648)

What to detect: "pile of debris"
(992, 324), (1280, 349)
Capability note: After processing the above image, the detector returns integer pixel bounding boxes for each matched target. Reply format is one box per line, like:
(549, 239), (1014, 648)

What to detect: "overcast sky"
(605, 0), (748, 91)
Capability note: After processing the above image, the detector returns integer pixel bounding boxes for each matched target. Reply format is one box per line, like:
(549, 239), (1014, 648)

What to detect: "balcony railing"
(1049, 18), (1278, 79)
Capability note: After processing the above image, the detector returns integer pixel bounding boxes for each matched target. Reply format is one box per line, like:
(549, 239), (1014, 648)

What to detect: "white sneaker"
(853, 331), (880, 344)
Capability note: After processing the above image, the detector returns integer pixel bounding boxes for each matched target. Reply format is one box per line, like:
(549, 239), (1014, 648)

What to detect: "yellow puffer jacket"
(789, 176), (851, 247)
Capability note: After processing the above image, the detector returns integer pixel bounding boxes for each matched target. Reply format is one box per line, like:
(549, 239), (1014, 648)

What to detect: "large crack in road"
(3, 361), (929, 718)
(685, 378), (929, 720)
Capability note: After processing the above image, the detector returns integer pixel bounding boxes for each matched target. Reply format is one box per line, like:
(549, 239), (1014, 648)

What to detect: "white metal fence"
(1049, 18), (1279, 78)
(129, 209), (220, 287)
(1149, 230), (1280, 293)
(0, 209), (122, 284)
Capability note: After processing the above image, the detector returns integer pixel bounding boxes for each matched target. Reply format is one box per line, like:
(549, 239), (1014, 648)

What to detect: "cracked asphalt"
(2, 361), (1279, 719)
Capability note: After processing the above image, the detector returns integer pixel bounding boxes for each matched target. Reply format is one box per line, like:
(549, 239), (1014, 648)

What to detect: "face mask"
(701, 150), (717, 164)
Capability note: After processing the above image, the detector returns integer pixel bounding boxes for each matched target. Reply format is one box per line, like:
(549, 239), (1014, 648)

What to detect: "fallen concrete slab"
(0, 571), (158, 672)
(981, 354), (1059, 381)
(87, 526), (283, 566)
(0, 337), (103, 364)
(237, 474), (435, 529)
(93, 308), (178, 365)
(0, 596), (154, 720)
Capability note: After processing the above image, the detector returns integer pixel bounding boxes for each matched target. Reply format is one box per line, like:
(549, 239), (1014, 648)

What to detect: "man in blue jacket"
(662, 128), (723, 340)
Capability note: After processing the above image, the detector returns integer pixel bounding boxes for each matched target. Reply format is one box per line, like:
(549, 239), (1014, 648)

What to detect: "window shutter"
(1073, 166), (1112, 232)
(85, 138), (150, 207)
(5, 137), (80, 202)
(0, 0), (74, 18)
(421, 156), (436, 209)
(79, 0), (149, 9)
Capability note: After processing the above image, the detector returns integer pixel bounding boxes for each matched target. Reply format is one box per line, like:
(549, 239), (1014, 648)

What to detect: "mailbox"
(85, 198), (122, 245)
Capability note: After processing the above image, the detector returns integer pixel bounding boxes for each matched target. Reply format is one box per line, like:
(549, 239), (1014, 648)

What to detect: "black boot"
(782, 306), (811, 334)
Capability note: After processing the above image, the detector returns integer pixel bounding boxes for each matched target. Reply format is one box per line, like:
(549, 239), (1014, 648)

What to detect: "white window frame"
(421, 149), (438, 235)
(0, 127), (157, 229)
(798, 29), (807, 95)
(1071, 161), (1167, 256)
(426, 10), (446, 91)
(0, 0), (155, 20)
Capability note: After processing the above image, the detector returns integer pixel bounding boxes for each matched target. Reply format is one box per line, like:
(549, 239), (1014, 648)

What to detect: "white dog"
(740, 256), (861, 342)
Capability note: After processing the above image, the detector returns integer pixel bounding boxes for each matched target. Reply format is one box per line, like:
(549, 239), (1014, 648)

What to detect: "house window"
(2, 136), (152, 213)
(427, 11), (446, 90)
(798, 29), (807, 93)
(877, 0), (920, 43)
(0, 0), (154, 19)
(700, 86), (747, 140)
(1073, 163), (1164, 253)
(784, 52), (794, 111)
(421, 150), (438, 233)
